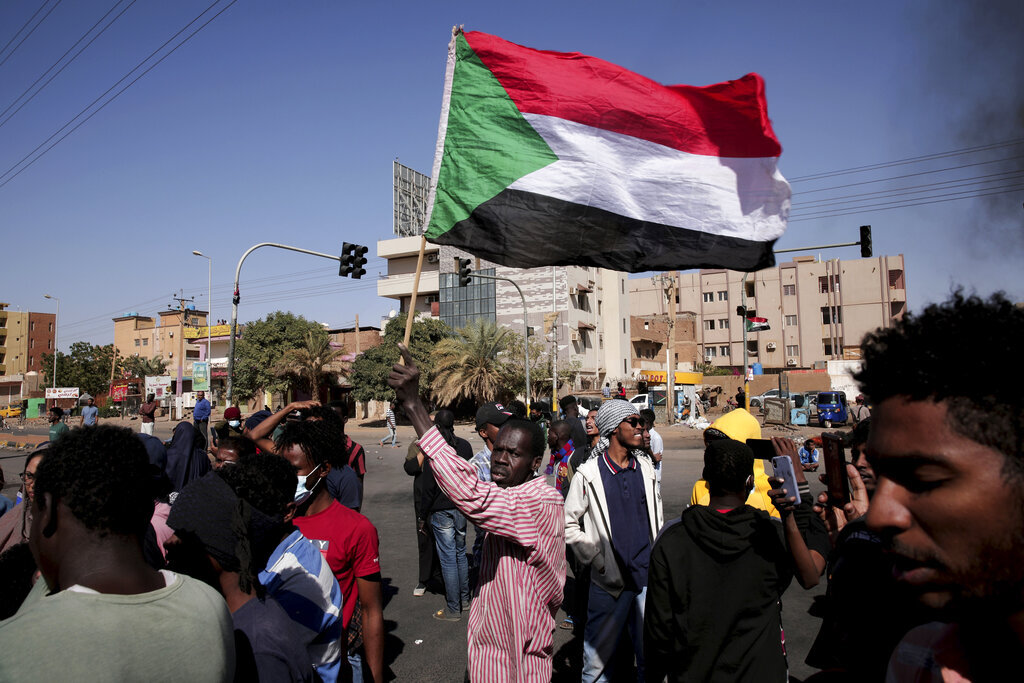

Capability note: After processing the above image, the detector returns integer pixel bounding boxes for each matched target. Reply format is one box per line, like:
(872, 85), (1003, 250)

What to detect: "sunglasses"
(621, 416), (643, 428)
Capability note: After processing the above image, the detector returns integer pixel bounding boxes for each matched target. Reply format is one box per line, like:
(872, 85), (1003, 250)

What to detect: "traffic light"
(860, 225), (872, 258)
(339, 242), (368, 278)
(351, 244), (368, 279)
(457, 258), (472, 287)
(736, 305), (748, 318)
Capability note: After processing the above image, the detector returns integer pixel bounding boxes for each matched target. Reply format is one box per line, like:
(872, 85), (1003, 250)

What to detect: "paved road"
(1, 416), (832, 681)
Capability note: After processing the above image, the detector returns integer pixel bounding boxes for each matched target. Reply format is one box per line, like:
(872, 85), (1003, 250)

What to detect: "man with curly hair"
(0, 425), (234, 681)
(857, 291), (1024, 680)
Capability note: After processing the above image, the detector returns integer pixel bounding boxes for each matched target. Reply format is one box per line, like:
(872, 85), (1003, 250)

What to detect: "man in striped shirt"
(389, 345), (566, 682)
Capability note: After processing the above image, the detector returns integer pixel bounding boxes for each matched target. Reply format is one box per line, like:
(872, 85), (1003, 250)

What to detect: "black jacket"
(644, 504), (828, 683)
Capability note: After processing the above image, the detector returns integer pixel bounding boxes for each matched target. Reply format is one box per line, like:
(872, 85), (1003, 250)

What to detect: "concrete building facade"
(112, 307), (209, 393)
(629, 254), (907, 371)
(0, 303), (56, 377)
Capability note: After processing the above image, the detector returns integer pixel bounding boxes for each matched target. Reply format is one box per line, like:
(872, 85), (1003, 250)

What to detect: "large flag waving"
(424, 30), (791, 273)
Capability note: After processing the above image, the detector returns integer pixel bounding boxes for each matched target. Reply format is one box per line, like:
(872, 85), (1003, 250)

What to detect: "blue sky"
(2, 0), (1021, 350)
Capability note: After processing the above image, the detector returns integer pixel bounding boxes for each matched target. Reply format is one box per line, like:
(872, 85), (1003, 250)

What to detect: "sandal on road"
(433, 609), (461, 622)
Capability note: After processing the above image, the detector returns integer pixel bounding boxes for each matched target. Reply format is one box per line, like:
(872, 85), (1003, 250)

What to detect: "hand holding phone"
(821, 432), (850, 507)
(771, 455), (802, 507)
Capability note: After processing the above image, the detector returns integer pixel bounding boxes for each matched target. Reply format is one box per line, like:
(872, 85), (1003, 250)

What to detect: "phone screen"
(821, 432), (850, 506)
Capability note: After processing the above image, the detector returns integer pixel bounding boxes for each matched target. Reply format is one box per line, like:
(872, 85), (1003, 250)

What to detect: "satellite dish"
(389, 310), (397, 318)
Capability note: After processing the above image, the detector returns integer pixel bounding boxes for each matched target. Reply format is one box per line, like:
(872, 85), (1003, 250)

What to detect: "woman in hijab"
(165, 421), (211, 493)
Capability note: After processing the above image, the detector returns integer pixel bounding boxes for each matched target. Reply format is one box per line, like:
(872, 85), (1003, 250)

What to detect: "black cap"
(475, 402), (513, 430)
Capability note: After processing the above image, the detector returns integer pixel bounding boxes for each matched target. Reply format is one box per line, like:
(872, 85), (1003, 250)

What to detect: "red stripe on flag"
(464, 31), (782, 159)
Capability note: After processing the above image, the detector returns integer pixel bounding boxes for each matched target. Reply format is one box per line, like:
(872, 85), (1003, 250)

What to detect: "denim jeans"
(382, 425), (397, 446)
(431, 508), (470, 614)
(582, 584), (646, 683)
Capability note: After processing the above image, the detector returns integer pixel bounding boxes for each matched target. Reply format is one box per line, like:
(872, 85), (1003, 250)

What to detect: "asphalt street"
(1, 415), (832, 681)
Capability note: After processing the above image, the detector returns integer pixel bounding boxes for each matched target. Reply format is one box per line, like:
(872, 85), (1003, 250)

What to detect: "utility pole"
(652, 274), (676, 422)
(170, 292), (194, 401)
(354, 314), (361, 354)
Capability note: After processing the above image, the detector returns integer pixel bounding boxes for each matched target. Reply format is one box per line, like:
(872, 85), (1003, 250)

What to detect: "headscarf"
(165, 421), (210, 493)
(692, 408), (779, 518)
(591, 400), (641, 456)
(167, 472), (285, 593)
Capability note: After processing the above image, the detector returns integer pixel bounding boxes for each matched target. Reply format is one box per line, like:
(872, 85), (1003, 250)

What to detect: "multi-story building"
(630, 314), (700, 374)
(630, 254), (907, 371)
(375, 236), (633, 392)
(112, 307), (211, 395)
(0, 303), (56, 377)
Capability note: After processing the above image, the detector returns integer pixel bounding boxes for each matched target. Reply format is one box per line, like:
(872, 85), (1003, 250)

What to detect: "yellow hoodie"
(689, 409), (781, 519)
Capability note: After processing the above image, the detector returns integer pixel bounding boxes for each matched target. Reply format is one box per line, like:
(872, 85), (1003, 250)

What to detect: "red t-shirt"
(294, 499), (380, 628)
(345, 436), (366, 478)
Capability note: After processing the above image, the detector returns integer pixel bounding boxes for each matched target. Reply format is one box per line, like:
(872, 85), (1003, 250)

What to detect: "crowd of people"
(0, 290), (1020, 682)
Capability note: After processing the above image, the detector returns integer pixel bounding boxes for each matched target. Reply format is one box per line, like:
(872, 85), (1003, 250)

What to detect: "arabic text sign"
(145, 376), (172, 399)
(44, 387), (79, 399)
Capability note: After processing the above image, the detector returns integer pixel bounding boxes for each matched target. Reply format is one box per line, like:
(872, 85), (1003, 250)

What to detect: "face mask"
(228, 420), (241, 428)
(293, 464), (322, 505)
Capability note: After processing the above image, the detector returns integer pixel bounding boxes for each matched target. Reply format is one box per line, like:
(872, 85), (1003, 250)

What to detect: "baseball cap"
(475, 402), (513, 430)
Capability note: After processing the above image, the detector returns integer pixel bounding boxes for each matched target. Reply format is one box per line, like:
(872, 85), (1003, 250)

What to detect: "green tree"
(41, 342), (119, 397)
(232, 311), (330, 401)
(275, 331), (344, 395)
(121, 355), (169, 379)
(349, 314), (452, 403)
(432, 319), (513, 406)
(504, 334), (583, 402)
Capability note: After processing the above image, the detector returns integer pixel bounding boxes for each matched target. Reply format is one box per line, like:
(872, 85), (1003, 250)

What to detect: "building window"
(29, 355), (33, 365)
(718, 318), (729, 329)
(824, 341), (833, 355)
(747, 340), (759, 355)
(135, 339), (141, 346)
(142, 339), (148, 346)
(819, 275), (841, 293)
(643, 321), (649, 330)
(786, 345), (799, 356)
(745, 282), (756, 298)
(719, 345), (730, 357)
(599, 334), (604, 349)
(704, 320), (715, 330)
(888, 269), (905, 289)
(622, 318), (626, 334)
(30, 338), (34, 349)
(783, 284), (796, 296)
(821, 306), (843, 324)
(47, 340), (51, 349)
(705, 347), (717, 358)
(717, 290), (728, 301)
(49, 322), (53, 332)
(439, 269), (496, 330)
(702, 292), (714, 303)
(30, 321), (35, 331)
(785, 315), (797, 326)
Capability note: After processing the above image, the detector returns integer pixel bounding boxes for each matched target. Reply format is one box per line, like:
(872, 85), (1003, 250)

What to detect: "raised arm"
(244, 400), (320, 453)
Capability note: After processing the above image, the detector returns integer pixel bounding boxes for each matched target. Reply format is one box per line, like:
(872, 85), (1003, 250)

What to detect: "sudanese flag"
(424, 30), (792, 273)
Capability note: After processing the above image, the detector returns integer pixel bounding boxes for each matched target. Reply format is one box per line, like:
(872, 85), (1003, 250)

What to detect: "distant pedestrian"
(139, 393), (158, 435)
(602, 382), (611, 399)
(616, 382), (627, 399)
(851, 394), (871, 424)
(379, 402), (398, 448)
(79, 397), (98, 427)
(641, 408), (663, 488)
(193, 390), (211, 439)
(47, 407), (68, 443)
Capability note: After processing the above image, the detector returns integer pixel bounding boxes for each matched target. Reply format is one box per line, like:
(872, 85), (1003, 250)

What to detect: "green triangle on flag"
(425, 34), (558, 239)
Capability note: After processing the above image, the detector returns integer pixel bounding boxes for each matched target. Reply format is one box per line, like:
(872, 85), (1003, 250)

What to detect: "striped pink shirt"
(419, 426), (566, 682)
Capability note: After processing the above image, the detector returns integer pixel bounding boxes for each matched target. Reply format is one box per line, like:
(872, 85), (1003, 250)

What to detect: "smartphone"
(771, 455), (802, 506)
(746, 438), (776, 461)
(821, 432), (850, 507)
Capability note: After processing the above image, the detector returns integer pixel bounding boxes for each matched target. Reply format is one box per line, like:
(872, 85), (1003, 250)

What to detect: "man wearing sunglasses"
(565, 399), (664, 682)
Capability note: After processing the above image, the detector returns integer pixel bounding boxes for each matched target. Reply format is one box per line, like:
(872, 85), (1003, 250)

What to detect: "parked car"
(748, 389), (791, 409)
(0, 404), (23, 418)
(628, 394), (650, 411)
(816, 391), (849, 427)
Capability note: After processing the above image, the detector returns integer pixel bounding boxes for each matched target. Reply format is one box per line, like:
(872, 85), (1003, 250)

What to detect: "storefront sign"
(191, 361), (210, 391)
(44, 387), (79, 399)
(144, 376), (172, 398)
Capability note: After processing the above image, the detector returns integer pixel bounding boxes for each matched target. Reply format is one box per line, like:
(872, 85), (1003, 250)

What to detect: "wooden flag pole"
(400, 235), (428, 361)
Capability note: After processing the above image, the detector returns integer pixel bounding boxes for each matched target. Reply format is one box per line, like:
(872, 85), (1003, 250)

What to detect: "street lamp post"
(43, 294), (59, 388)
(192, 251), (213, 399)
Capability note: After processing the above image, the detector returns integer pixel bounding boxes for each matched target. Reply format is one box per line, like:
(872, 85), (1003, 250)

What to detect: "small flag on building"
(745, 316), (770, 332)
(424, 29), (791, 273)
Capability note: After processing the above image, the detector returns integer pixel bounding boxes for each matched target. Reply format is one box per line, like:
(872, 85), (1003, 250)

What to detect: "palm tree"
(275, 331), (345, 395)
(122, 354), (170, 378)
(432, 318), (512, 406)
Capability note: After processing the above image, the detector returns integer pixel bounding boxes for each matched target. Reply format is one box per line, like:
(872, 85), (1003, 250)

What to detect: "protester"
(211, 435), (256, 469)
(616, 382), (626, 399)
(213, 405), (244, 446)
(584, 408), (600, 450)
(418, 410), (472, 621)
(690, 409), (782, 519)
(224, 453), (345, 683)
(850, 394), (870, 424)
(165, 420), (211, 493)
(558, 395), (589, 454)
(565, 399), (663, 681)
(139, 393), (159, 435)
(470, 402), (514, 569)
(379, 401), (398, 448)
(328, 401), (368, 495)
(545, 420), (575, 495)
(735, 384), (746, 409)
(389, 344), (566, 682)
(644, 437), (829, 682)
(167, 472), (314, 681)
(856, 292), (1024, 679)
(193, 389), (211, 438)
(79, 397), (98, 427)
(0, 448), (45, 554)
(640, 408), (663, 487)
(0, 426), (235, 681)
(47, 406), (68, 442)
(799, 437), (821, 472)
(602, 382), (611, 399)
(277, 420), (384, 683)
(404, 442), (443, 597)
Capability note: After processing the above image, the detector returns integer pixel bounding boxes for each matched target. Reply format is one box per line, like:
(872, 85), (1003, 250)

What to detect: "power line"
(789, 138), (1024, 183)
(792, 170), (1024, 209)
(788, 185), (1024, 222)
(0, 0), (238, 189)
(0, 0), (138, 129)
(0, 0), (63, 68)
(790, 154), (1024, 195)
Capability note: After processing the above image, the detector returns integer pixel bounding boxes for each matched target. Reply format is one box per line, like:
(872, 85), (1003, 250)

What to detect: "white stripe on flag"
(510, 114), (791, 241)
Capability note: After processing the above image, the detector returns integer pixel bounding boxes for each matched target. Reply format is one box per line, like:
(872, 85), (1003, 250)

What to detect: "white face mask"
(228, 420), (241, 428)
(293, 464), (322, 505)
